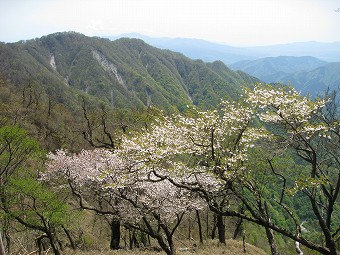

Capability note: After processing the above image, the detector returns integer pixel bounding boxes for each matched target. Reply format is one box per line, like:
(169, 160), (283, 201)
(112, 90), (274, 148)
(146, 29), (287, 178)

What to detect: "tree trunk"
(0, 231), (6, 255)
(265, 226), (279, 255)
(128, 228), (133, 250)
(206, 208), (209, 239)
(325, 239), (337, 255)
(132, 230), (139, 248)
(156, 235), (175, 255)
(216, 213), (226, 244)
(188, 214), (191, 240)
(167, 236), (176, 255)
(233, 217), (243, 239)
(63, 227), (76, 250)
(128, 228), (139, 249)
(46, 231), (61, 255)
(211, 213), (217, 240)
(140, 231), (149, 247)
(36, 235), (48, 255)
(196, 210), (203, 243)
(243, 234), (247, 253)
(110, 219), (121, 250)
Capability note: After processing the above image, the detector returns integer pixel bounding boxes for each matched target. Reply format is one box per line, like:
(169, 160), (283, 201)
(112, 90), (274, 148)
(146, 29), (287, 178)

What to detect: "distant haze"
(106, 34), (340, 63)
(1, 0), (340, 46)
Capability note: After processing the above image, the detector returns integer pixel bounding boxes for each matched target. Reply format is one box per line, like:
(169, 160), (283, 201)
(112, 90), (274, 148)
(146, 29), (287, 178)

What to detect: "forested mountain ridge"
(0, 32), (259, 112)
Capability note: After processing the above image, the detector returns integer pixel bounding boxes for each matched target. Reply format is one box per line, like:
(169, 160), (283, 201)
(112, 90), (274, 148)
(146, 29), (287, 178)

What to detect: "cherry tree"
(45, 149), (126, 250)
(117, 98), (269, 245)
(118, 84), (339, 255)
(44, 148), (206, 255)
(114, 173), (205, 255)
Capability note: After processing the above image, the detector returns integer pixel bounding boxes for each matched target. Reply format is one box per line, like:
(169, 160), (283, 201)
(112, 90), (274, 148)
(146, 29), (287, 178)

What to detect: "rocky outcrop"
(92, 50), (125, 87)
(50, 54), (57, 71)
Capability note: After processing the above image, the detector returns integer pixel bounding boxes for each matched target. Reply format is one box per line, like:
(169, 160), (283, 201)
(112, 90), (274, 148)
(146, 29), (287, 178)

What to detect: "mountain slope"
(0, 32), (259, 112)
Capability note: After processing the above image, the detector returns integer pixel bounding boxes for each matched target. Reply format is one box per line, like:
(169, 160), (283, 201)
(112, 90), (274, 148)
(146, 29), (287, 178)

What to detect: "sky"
(1, 0), (340, 46)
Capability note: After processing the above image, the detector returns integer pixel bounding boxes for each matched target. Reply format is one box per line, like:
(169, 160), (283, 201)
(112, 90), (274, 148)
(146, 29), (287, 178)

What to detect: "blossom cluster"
(245, 84), (328, 141)
(246, 85), (325, 122)
(44, 149), (128, 187)
(44, 148), (205, 225)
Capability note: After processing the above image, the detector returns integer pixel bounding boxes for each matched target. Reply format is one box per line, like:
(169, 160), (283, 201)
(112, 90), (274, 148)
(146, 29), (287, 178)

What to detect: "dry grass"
(69, 239), (267, 255)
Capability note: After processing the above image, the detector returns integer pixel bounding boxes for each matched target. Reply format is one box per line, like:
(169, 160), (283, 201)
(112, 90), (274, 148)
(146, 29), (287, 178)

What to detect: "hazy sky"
(1, 0), (339, 46)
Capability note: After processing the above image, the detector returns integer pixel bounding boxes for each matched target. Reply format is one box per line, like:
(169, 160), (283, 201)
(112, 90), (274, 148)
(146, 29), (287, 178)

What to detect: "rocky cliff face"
(92, 49), (125, 87)
(50, 54), (57, 71)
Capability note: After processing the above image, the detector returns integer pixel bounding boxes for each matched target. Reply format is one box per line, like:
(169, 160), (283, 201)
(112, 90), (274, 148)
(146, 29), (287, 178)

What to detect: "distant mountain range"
(230, 56), (328, 77)
(107, 33), (340, 64)
(0, 32), (258, 112)
(230, 56), (340, 96)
